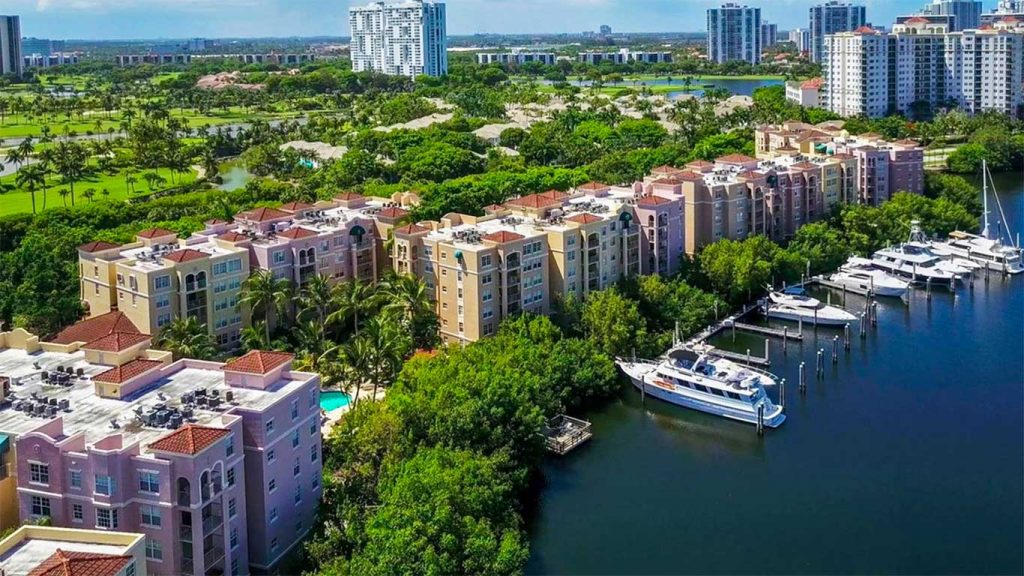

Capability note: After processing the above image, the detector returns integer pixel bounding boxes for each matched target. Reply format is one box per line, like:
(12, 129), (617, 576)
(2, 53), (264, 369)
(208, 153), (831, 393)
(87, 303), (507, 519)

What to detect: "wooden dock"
(542, 415), (593, 455)
(708, 347), (772, 367)
(726, 321), (804, 341)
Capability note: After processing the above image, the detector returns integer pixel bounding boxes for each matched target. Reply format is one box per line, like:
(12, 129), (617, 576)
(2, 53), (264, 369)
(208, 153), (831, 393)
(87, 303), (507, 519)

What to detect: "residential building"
(786, 77), (824, 107)
(822, 19), (1024, 118)
(809, 1), (867, 63)
(599, 24), (612, 35)
(0, 525), (146, 576)
(761, 22), (779, 49)
(189, 38), (207, 52)
(755, 121), (925, 205)
(24, 52), (79, 69)
(21, 37), (57, 57)
(0, 322), (322, 575)
(115, 54), (191, 66)
(0, 15), (22, 77)
(706, 3), (762, 64)
(577, 49), (673, 64)
(642, 153), (859, 253)
(982, 0), (1024, 24)
(919, 0), (982, 31)
(349, 0), (448, 78)
(476, 50), (556, 66)
(116, 53), (314, 67)
(789, 27), (812, 54)
(392, 185), (684, 343)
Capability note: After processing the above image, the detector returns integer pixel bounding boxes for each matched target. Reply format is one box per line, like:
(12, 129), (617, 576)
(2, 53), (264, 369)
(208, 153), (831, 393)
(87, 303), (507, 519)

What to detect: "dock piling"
(844, 323), (851, 351)
(782, 327), (788, 354)
(780, 378), (786, 408)
(746, 349), (751, 366)
(926, 277), (932, 300)
(816, 349), (825, 378)
(764, 338), (770, 364)
(832, 335), (839, 363)
(757, 404), (765, 436)
(859, 312), (867, 338)
(871, 302), (878, 327)
(799, 362), (807, 393)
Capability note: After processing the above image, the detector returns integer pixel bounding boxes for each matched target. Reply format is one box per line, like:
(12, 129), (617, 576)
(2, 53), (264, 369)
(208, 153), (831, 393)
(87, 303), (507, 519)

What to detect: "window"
(72, 503), (83, 522)
(30, 496), (51, 518)
(29, 463), (49, 485)
(155, 294), (170, 309)
(227, 468), (235, 487)
(228, 497), (237, 518)
(95, 475), (114, 496)
(96, 508), (118, 529)
(312, 476), (320, 491)
(309, 422), (317, 436)
(269, 479), (277, 492)
(140, 504), (161, 527)
(231, 526), (239, 548)
(126, 564), (136, 576)
(226, 435), (235, 457)
(267, 449), (276, 463)
(294, 458), (301, 477)
(157, 313), (172, 328)
(271, 538), (279, 554)
(269, 508), (279, 523)
(70, 470), (81, 489)
(310, 444), (319, 463)
(138, 471), (159, 494)
(273, 250), (286, 264)
(292, 430), (300, 448)
(482, 273), (493, 285)
(291, 400), (299, 420)
(231, 558), (239, 576)
(266, 419), (275, 436)
(154, 275), (171, 290)
(481, 254), (493, 268)
(294, 485), (302, 504)
(146, 540), (163, 561)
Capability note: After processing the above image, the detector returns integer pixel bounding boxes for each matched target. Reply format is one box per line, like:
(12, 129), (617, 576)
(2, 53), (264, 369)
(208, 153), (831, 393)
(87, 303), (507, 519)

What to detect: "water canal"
(526, 172), (1024, 575)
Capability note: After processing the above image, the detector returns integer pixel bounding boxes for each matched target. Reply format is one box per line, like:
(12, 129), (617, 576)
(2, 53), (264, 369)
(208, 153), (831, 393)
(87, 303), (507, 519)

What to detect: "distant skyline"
(0, 0), (1004, 41)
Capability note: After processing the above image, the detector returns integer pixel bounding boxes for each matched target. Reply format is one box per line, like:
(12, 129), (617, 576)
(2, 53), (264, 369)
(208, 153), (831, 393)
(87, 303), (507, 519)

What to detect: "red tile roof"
(237, 207), (290, 222)
(149, 424), (230, 455)
(394, 224), (430, 235)
(51, 312), (142, 345)
(685, 160), (714, 168)
(1001, 15), (1021, 23)
(716, 153), (757, 164)
(904, 16), (930, 24)
(854, 25), (877, 34)
(28, 550), (133, 576)
(206, 218), (230, 225)
(279, 201), (313, 212)
(801, 78), (825, 89)
(164, 249), (209, 263)
(483, 230), (525, 243)
(652, 165), (683, 173)
(505, 194), (561, 209)
(278, 227), (319, 240)
(223, 350), (294, 374)
(334, 192), (364, 201)
(567, 213), (603, 224)
(83, 332), (152, 352)
(78, 241), (120, 253)
(137, 228), (176, 239)
(217, 231), (249, 242)
(539, 190), (569, 201)
(651, 177), (681, 185)
(577, 181), (609, 190)
(94, 359), (163, 384)
(677, 171), (705, 181)
(637, 195), (671, 206)
(377, 207), (409, 219)
(791, 161), (819, 170)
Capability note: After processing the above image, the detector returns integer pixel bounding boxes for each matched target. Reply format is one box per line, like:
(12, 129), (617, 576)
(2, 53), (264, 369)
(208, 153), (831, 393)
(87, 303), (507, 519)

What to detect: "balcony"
(202, 511), (224, 536)
(204, 546), (226, 570)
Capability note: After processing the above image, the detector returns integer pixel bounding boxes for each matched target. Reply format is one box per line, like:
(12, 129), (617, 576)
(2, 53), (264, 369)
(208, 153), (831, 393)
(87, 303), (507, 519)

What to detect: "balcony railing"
(204, 546), (225, 569)
(202, 512), (224, 536)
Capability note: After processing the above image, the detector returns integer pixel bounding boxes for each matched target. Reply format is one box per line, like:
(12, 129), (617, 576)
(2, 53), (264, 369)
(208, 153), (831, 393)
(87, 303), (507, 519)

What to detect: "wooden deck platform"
(542, 415), (593, 455)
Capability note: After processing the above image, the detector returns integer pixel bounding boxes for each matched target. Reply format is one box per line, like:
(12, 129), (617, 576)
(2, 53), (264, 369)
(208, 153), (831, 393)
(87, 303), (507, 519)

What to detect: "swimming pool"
(320, 391), (351, 412)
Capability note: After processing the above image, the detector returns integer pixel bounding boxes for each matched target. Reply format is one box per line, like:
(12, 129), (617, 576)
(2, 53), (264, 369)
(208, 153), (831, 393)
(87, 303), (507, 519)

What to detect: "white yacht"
(829, 257), (910, 297)
(763, 288), (858, 326)
(904, 222), (980, 274)
(617, 347), (785, 427)
(870, 242), (961, 285)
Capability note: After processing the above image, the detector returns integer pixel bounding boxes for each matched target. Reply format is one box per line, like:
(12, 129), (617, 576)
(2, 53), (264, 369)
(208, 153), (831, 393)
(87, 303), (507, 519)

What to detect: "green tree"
(53, 141), (88, 207)
(580, 288), (648, 357)
(14, 164), (46, 214)
(240, 269), (293, 344)
(156, 317), (217, 360)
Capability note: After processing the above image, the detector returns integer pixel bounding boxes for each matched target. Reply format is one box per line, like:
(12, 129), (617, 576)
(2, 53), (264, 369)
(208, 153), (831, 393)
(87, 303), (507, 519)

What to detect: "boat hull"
(829, 276), (907, 298)
(764, 308), (856, 326)
(630, 376), (785, 428)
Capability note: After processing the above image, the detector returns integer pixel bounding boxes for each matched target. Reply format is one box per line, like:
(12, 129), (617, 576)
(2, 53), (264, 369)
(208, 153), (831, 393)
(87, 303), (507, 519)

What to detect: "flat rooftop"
(0, 538), (129, 575)
(0, 347), (311, 450)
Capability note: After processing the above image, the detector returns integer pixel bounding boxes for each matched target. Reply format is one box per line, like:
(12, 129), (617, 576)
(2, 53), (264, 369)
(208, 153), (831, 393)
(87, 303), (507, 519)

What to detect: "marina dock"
(542, 415), (593, 455)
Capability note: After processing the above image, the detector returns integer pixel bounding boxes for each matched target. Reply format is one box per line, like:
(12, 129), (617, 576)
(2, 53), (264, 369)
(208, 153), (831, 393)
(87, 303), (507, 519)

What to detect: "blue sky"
(3, 0), (994, 40)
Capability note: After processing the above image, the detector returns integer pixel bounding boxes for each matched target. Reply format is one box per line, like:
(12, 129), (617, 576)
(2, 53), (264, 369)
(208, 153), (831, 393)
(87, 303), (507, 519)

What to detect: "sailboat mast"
(981, 159), (990, 239)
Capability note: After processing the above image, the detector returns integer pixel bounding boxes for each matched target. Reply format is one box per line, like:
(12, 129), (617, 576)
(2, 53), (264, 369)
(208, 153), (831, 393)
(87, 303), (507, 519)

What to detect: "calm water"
(527, 172), (1024, 575)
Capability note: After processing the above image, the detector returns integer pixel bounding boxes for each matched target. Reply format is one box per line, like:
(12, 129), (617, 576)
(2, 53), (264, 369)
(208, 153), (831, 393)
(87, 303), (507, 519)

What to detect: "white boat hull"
(624, 372), (786, 428)
(828, 274), (908, 298)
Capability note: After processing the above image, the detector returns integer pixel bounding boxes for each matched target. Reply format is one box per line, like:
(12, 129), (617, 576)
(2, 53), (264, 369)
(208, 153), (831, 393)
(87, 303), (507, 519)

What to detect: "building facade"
(789, 27), (812, 55)
(0, 324), (322, 576)
(809, 1), (867, 63)
(919, 0), (982, 31)
(577, 49), (673, 64)
(707, 3), (762, 64)
(786, 77), (824, 107)
(476, 51), (556, 66)
(761, 22), (779, 49)
(349, 0), (448, 78)
(0, 15), (22, 77)
(24, 53), (80, 69)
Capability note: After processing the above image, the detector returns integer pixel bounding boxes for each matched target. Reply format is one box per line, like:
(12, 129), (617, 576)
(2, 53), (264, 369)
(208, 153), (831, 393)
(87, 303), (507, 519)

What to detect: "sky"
(1, 0), (997, 41)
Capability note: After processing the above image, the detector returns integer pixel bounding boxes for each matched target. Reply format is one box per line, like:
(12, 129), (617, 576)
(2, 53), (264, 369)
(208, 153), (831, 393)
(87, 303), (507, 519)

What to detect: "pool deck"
(320, 383), (386, 434)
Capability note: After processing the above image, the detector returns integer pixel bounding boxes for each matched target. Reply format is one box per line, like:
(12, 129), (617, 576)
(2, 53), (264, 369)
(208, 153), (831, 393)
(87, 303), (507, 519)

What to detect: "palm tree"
(5, 147), (24, 171)
(363, 316), (405, 401)
(240, 269), (293, 344)
(53, 141), (88, 207)
(240, 322), (270, 352)
(299, 274), (334, 324)
(339, 336), (373, 405)
(381, 274), (433, 341)
(327, 280), (374, 337)
(82, 188), (96, 202)
(58, 188), (69, 207)
(15, 164), (46, 214)
(157, 317), (217, 360)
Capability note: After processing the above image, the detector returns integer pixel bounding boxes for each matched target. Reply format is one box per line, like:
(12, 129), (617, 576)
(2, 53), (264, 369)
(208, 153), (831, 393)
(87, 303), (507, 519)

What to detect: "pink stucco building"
(0, 323), (322, 576)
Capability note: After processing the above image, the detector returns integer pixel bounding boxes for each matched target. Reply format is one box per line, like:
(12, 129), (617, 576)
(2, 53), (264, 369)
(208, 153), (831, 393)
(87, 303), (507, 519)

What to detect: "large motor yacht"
(617, 346), (785, 427)
(762, 288), (858, 326)
(870, 240), (962, 285)
(829, 257), (910, 298)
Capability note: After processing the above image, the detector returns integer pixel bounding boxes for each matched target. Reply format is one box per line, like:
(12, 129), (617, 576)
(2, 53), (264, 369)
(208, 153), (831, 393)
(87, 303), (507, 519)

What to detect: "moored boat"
(763, 288), (858, 326)
(830, 257), (910, 297)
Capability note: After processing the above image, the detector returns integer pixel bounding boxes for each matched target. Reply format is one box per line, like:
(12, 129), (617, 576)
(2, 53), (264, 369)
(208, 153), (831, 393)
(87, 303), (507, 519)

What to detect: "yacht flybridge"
(829, 257), (910, 297)
(762, 287), (858, 326)
(870, 232), (963, 285)
(616, 346), (785, 427)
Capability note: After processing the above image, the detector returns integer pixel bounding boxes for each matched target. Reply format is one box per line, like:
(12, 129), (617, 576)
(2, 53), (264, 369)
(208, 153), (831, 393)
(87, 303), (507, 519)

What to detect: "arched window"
(177, 477), (191, 506)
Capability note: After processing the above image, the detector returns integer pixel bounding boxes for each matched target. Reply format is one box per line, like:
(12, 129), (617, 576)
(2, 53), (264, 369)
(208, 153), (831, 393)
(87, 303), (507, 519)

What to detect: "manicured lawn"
(0, 165), (197, 217)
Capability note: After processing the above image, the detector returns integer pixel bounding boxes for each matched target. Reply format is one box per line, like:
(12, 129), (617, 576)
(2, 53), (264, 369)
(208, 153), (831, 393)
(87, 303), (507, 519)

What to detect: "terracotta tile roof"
(223, 350), (294, 374)
(51, 312), (142, 345)
(505, 193), (562, 209)
(539, 190), (569, 201)
(278, 227), (319, 240)
(377, 207), (409, 219)
(394, 223), (430, 235)
(791, 161), (819, 170)
(685, 160), (714, 168)
(904, 16), (930, 24)
(149, 424), (230, 455)
(334, 192), (364, 201)
(94, 359), (163, 384)
(637, 195), (671, 206)
(237, 207), (291, 222)
(577, 181), (609, 190)
(652, 164), (684, 173)
(1001, 15), (1021, 23)
(854, 25), (877, 34)
(78, 241), (120, 253)
(650, 177), (681, 186)
(28, 550), (133, 576)
(164, 249), (209, 263)
(83, 332), (152, 352)
(279, 201), (313, 212)
(716, 153), (757, 164)
(137, 228), (176, 239)
(567, 213), (603, 224)
(483, 230), (525, 243)
(217, 231), (249, 242)
(677, 171), (705, 181)
(206, 218), (230, 225)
